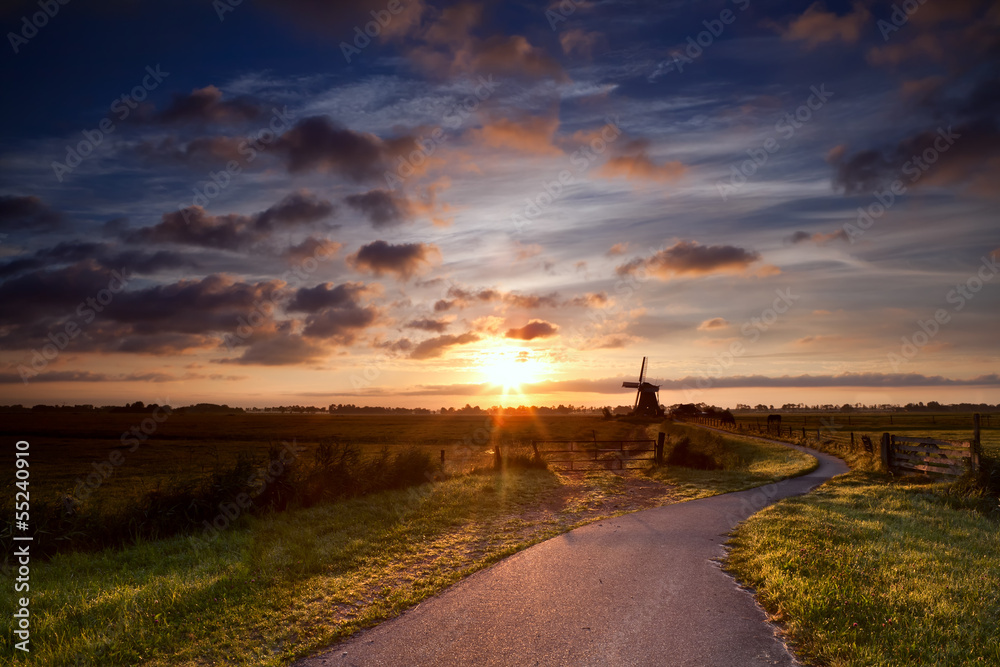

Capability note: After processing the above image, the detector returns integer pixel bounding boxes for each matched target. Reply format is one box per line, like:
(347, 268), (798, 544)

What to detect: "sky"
(0, 0), (998, 410)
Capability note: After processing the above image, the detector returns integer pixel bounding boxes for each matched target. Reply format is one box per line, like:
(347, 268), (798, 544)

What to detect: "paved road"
(295, 442), (847, 667)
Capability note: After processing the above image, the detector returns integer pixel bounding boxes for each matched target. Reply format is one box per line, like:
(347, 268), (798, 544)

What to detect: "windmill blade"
(638, 357), (647, 385)
(634, 388), (640, 408)
(622, 382), (640, 388)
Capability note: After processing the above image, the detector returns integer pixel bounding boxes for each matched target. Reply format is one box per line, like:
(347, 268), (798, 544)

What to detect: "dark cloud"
(505, 320), (558, 341)
(405, 317), (449, 333)
(348, 240), (440, 281)
(616, 241), (764, 279)
(135, 135), (246, 165)
(785, 229), (849, 245)
(151, 85), (266, 124)
(283, 237), (342, 263)
(0, 241), (197, 279)
(301, 304), (379, 342)
(409, 332), (480, 360)
(833, 75), (1000, 196)
(219, 329), (330, 366)
(258, 0), (424, 38)
(565, 292), (610, 308)
(125, 190), (334, 250)
(345, 189), (412, 227)
(287, 282), (370, 313)
(440, 285), (559, 310)
(0, 195), (63, 233)
(274, 116), (415, 181)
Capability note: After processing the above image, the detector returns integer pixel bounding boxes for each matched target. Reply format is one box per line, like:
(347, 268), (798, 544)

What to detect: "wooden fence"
(880, 433), (980, 477)
(533, 436), (663, 471)
(687, 413), (984, 478)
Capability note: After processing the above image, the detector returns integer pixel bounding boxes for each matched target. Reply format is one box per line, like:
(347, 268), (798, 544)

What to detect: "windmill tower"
(622, 357), (664, 417)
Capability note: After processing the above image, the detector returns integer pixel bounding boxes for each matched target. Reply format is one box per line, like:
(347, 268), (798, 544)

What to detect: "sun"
(478, 347), (546, 392)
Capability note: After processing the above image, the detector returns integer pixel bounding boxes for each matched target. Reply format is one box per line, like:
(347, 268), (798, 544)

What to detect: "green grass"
(2, 471), (571, 666)
(726, 472), (1000, 666)
(645, 422), (817, 499)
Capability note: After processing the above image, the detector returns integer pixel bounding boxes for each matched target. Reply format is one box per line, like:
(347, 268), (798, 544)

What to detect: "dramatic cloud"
(283, 237), (342, 263)
(566, 292), (610, 308)
(434, 285), (561, 311)
(221, 330), (330, 366)
(469, 116), (561, 156)
(259, 0), (425, 39)
(559, 28), (604, 58)
(345, 189), (412, 227)
(0, 241), (196, 279)
(779, 2), (870, 49)
(616, 241), (764, 279)
(0, 195), (63, 233)
(135, 135), (246, 165)
(126, 190), (334, 250)
(405, 317), (450, 333)
(697, 317), (729, 331)
(402, 2), (566, 81)
(599, 140), (686, 183)
(505, 320), (558, 341)
(348, 240), (441, 281)
(409, 332), (480, 359)
(606, 242), (628, 257)
(786, 229), (849, 245)
(274, 116), (415, 180)
(0, 264), (286, 354)
(152, 85), (265, 124)
(287, 282), (371, 313)
(301, 304), (379, 341)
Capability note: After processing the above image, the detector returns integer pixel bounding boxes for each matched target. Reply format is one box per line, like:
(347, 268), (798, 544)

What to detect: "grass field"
(0, 413), (818, 665)
(731, 411), (999, 457)
(0, 412), (651, 505)
(724, 413), (1000, 667)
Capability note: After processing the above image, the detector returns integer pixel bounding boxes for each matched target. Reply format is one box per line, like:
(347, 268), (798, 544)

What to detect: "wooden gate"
(880, 433), (980, 476)
(533, 438), (661, 471)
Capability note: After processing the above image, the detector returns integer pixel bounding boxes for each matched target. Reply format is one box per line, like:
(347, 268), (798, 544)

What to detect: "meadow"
(725, 412), (1000, 666)
(730, 411), (999, 457)
(0, 412), (817, 665)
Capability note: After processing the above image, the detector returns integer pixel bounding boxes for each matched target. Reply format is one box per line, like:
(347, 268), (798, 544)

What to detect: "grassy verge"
(645, 422), (818, 499)
(0, 425), (817, 665)
(726, 472), (1000, 666)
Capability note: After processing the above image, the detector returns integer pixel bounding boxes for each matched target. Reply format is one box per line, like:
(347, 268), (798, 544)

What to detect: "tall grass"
(5, 441), (438, 561)
(646, 422), (817, 499)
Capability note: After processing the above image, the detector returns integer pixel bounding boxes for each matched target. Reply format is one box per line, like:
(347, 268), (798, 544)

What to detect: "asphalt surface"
(295, 442), (848, 667)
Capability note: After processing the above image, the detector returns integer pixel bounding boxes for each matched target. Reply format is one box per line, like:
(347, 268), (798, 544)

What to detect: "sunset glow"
(0, 1), (997, 410)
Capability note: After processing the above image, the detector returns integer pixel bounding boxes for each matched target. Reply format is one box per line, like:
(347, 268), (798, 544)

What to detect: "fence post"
(440, 449), (445, 465)
(531, 441), (540, 463)
(880, 433), (891, 472)
(972, 414), (982, 473)
(656, 432), (665, 465)
(494, 444), (502, 470)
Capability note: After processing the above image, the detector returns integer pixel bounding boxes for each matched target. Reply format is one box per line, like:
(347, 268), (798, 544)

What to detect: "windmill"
(622, 357), (664, 417)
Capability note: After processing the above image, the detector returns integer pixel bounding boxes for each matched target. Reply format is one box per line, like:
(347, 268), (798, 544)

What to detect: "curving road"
(295, 442), (847, 667)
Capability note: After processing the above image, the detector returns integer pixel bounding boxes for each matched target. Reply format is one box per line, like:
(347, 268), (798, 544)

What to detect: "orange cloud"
(505, 319), (559, 341)
(780, 2), (870, 48)
(559, 28), (604, 58)
(606, 242), (629, 257)
(616, 241), (765, 279)
(697, 317), (729, 331)
(469, 115), (562, 156)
